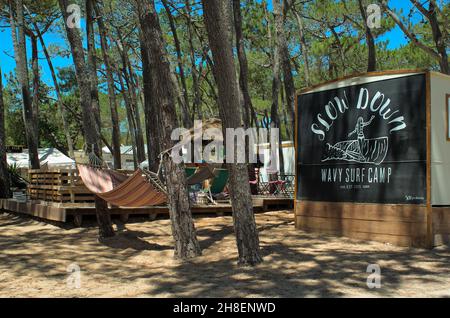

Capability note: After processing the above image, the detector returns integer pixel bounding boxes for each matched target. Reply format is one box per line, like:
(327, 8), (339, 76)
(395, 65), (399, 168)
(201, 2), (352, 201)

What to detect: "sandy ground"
(0, 210), (449, 298)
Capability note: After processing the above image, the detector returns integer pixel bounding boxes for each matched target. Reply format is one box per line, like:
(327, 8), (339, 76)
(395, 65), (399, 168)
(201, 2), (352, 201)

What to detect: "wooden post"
(426, 71), (434, 249)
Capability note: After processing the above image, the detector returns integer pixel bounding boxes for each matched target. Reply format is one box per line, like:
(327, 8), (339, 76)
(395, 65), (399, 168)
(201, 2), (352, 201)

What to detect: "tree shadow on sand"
(0, 211), (449, 297)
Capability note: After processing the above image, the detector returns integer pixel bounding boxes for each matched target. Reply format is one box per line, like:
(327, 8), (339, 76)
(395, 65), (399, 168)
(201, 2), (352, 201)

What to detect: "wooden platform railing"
(28, 169), (95, 203)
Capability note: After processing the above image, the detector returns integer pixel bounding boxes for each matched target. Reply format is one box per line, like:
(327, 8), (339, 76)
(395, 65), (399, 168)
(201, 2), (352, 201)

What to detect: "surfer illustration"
(347, 116), (375, 161)
(322, 115), (388, 165)
(348, 116), (375, 140)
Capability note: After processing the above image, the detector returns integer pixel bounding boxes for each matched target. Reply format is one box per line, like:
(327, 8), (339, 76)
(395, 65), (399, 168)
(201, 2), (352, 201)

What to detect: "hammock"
(78, 164), (167, 207)
(77, 164), (129, 193)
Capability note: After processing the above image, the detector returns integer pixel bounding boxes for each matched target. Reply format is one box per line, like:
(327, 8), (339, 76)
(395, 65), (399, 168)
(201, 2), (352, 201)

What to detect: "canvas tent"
(101, 145), (148, 170)
(7, 148), (75, 169)
(258, 141), (295, 182)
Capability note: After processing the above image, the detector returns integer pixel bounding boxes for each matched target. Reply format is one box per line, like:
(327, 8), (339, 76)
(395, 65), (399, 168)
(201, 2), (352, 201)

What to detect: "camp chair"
(184, 165), (216, 204)
(185, 167), (198, 179)
(204, 168), (229, 205)
(187, 165), (216, 186)
(266, 169), (287, 196)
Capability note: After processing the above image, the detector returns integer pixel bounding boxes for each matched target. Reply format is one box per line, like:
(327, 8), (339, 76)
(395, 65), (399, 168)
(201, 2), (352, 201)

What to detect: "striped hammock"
(77, 164), (167, 207)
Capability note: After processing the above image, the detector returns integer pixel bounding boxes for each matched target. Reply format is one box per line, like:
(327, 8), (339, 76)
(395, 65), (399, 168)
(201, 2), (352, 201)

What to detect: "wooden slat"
(27, 169), (94, 203)
(296, 215), (427, 237)
(295, 200), (429, 248)
(1, 199), (66, 222)
(28, 185), (91, 192)
(433, 207), (450, 235)
(299, 226), (419, 247)
(296, 201), (427, 223)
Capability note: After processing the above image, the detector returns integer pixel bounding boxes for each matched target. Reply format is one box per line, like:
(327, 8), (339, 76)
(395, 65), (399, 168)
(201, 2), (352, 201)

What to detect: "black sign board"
(297, 74), (427, 204)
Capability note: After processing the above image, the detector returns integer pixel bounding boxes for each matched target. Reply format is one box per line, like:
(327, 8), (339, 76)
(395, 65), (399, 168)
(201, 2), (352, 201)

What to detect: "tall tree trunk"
(31, 35), (40, 152)
(280, 81), (292, 138)
(59, 0), (101, 157)
(161, 0), (192, 129)
(0, 68), (11, 199)
(26, 5), (74, 158)
(117, 70), (138, 169)
(232, 0), (258, 194)
(358, 0), (376, 72)
(232, 0), (257, 127)
(130, 87), (146, 163)
(266, 0), (285, 176)
(59, 0), (112, 238)
(184, 0), (203, 121)
(113, 31), (146, 165)
(273, 0), (295, 141)
(95, 196), (115, 238)
(270, 53), (285, 177)
(202, 0), (263, 266)
(86, 0), (101, 130)
(124, 58), (146, 164)
(140, 34), (160, 172)
(136, 0), (201, 260)
(292, 7), (311, 86)
(9, 0), (40, 169)
(95, 1), (122, 169)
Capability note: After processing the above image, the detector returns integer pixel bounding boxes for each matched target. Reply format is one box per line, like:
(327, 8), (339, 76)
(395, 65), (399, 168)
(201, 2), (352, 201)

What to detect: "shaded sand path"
(0, 211), (449, 297)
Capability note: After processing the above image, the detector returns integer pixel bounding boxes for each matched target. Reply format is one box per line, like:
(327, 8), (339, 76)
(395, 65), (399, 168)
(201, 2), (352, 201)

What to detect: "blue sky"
(0, 1), (431, 86)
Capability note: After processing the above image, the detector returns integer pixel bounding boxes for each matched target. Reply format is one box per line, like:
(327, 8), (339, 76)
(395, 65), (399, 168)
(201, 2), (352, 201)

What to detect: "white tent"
(258, 141), (295, 182)
(102, 145), (133, 155)
(7, 148), (75, 169)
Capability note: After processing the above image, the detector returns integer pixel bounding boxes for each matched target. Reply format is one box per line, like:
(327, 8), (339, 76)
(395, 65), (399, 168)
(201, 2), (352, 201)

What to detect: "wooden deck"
(0, 197), (293, 227)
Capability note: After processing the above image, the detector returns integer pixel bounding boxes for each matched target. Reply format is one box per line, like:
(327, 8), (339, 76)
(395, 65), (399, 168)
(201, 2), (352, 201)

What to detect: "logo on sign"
(311, 87), (407, 167)
(323, 116), (388, 165)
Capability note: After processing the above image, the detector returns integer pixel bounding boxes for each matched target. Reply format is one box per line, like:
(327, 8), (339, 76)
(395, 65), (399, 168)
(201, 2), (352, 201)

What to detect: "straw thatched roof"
(182, 118), (223, 142)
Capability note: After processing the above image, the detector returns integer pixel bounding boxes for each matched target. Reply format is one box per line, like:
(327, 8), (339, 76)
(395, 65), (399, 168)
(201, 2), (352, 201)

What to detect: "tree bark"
(112, 31), (146, 165)
(358, 0), (377, 72)
(86, 0), (102, 130)
(9, 0), (40, 169)
(232, 0), (258, 128)
(117, 70), (138, 169)
(124, 57), (146, 164)
(0, 68), (11, 199)
(140, 34), (160, 172)
(266, 0), (285, 176)
(59, 0), (110, 237)
(59, 0), (102, 158)
(184, 0), (203, 121)
(273, 0), (295, 141)
(31, 34), (40, 153)
(95, 1), (122, 169)
(95, 196), (115, 238)
(202, 0), (263, 266)
(292, 7), (311, 86)
(136, 0), (201, 260)
(26, 5), (74, 158)
(232, 0), (258, 195)
(161, 0), (193, 129)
